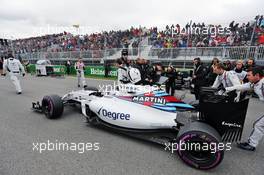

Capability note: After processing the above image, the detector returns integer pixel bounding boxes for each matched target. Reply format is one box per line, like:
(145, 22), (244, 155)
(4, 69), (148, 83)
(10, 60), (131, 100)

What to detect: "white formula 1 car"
(32, 84), (249, 170)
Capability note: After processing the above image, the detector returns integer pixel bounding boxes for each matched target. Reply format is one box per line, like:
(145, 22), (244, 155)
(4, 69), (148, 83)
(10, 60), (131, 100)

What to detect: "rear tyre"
(176, 122), (224, 170)
(42, 95), (64, 119)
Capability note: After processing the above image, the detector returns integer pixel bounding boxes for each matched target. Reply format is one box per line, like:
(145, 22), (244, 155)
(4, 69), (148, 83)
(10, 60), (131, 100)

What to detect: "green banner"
(26, 64), (36, 74)
(26, 64), (65, 75)
(27, 64), (118, 78)
(86, 66), (117, 77)
(52, 65), (66, 75)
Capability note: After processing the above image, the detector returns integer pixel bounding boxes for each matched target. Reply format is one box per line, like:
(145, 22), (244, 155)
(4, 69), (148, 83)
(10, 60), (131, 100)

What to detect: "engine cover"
(89, 96), (177, 129)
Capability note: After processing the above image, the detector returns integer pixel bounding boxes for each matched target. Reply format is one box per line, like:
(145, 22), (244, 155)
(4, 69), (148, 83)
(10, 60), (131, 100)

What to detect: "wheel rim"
(178, 133), (223, 169)
(43, 105), (49, 115)
(182, 138), (215, 162)
(43, 98), (53, 117)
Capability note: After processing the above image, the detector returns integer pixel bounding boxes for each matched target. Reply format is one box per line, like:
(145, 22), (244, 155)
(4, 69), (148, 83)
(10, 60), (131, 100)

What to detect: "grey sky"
(0, 0), (263, 39)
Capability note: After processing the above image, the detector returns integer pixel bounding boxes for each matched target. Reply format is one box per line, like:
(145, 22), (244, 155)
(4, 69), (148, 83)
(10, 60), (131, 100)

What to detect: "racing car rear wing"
(199, 87), (249, 142)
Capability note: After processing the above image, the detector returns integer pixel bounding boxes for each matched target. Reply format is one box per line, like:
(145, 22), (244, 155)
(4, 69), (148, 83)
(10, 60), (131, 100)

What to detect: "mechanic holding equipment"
(2, 54), (26, 94)
(212, 63), (242, 101)
(75, 58), (87, 88)
(192, 57), (207, 100)
(226, 67), (264, 151)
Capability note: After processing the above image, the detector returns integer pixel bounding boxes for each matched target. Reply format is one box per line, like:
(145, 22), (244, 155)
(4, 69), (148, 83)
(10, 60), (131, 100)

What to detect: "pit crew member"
(75, 58), (87, 88)
(2, 54), (26, 94)
(226, 67), (264, 151)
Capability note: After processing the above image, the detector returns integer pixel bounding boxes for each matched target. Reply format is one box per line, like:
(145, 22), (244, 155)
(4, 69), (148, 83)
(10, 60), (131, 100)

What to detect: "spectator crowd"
(150, 15), (264, 49)
(11, 28), (144, 54)
(1, 15), (264, 57)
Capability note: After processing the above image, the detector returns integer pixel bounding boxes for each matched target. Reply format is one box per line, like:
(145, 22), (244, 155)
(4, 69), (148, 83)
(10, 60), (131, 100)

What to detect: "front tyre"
(176, 122), (224, 170)
(42, 95), (64, 119)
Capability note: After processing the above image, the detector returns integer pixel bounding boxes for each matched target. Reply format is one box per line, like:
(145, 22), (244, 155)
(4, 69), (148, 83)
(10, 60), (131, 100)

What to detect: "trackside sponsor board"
(89, 67), (117, 77)
(27, 64), (118, 77)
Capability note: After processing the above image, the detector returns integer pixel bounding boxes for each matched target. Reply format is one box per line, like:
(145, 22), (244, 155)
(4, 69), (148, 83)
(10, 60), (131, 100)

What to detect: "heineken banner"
(27, 64), (118, 78)
(86, 66), (117, 77)
(69, 66), (117, 77)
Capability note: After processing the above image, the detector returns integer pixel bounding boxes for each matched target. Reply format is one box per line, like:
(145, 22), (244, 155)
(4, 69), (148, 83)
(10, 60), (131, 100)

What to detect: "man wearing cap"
(116, 58), (130, 85)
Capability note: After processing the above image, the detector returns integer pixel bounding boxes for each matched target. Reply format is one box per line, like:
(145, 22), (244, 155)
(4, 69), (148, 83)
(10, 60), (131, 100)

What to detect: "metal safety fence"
(14, 46), (264, 61)
(148, 46), (264, 60)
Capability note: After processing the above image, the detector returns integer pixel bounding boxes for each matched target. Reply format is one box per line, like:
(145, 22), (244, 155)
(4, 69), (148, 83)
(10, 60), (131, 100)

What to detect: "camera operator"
(192, 57), (207, 100)
(226, 67), (264, 151)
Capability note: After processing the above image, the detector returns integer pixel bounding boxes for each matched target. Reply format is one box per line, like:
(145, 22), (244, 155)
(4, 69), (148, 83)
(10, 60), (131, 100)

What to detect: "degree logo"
(97, 107), (130, 120)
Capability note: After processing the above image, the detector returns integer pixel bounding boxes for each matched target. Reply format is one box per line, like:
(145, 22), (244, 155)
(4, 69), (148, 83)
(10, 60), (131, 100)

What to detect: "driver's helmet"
(128, 67), (141, 84)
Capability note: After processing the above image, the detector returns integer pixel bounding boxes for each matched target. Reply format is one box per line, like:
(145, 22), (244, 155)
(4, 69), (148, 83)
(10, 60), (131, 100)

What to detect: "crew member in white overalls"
(226, 67), (264, 151)
(231, 60), (247, 83)
(2, 54), (26, 94)
(75, 58), (87, 88)
(212, 63), (242, 101)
